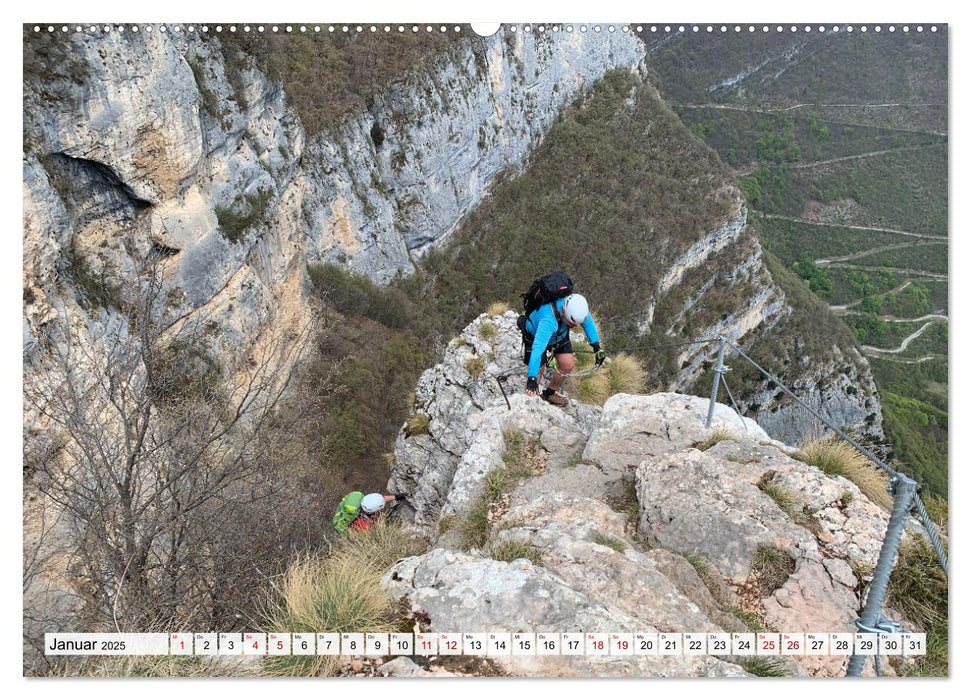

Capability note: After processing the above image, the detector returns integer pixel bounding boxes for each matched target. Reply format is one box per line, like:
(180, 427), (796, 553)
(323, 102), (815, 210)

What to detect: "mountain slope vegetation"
(644, 27), (948, 497)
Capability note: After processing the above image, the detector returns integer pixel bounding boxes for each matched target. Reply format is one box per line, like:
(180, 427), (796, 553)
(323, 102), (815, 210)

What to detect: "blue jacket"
(525, 298), (600, 378)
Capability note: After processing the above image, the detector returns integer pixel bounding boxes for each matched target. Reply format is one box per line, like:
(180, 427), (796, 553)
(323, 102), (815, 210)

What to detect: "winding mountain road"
(815, 242), (937, 266)
(763, 215), (947, 241)
(861, 319), (946, 354)
(824, 263), (947, 279)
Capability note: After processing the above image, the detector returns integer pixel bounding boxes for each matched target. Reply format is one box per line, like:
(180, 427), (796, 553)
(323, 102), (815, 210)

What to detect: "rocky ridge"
(385, 313), (904, 677)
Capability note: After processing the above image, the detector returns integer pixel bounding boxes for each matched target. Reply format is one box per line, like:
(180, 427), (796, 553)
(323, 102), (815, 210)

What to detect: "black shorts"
(523, 335), (573, 368)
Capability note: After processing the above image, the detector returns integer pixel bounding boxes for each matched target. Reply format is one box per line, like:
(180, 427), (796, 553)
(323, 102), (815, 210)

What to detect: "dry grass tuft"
(751, 544), (795, 597)
(606, 479), (640, 527)
(888, 538), (948, 676)
(486, 302), (511, 316)
(798, 436), (892, 510)
(478, 320), (498, 339)
(261, 524), (424, 676)
(465, 355), (486, 379)
(404, 412), (431, 437)
(438, 513), (456, 534)
(695, 426), (736, 451)
(571, 352), (646, 405)
(490, 537), (545, 564)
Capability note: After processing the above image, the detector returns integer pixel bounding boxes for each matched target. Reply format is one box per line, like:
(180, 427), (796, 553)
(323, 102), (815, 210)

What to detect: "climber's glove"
(526, 377), (539, 395)
(592, 343), (607, 367)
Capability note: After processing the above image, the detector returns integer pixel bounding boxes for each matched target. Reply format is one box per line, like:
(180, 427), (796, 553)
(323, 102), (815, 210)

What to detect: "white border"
(6, 0), (961, 696)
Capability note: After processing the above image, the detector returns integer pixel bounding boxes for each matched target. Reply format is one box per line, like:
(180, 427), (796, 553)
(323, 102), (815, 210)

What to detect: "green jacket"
(333, 491), (364, 533)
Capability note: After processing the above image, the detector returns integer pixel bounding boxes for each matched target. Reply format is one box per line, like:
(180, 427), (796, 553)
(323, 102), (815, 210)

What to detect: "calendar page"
(21, 2), (949, 683)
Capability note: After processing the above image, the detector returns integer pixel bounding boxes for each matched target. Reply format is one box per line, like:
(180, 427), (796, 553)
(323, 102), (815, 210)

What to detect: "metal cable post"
(846, 473), (918, 677)
(705, 336), (729, 428)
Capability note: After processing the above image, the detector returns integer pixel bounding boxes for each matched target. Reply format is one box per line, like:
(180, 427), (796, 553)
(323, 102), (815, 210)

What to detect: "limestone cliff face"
(385, 314), (905, 677)
(23, 29), (645, 379)
(300, 30), (647, 281)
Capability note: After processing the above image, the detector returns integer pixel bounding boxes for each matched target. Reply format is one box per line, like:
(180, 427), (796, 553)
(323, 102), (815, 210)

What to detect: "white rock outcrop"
(385, 315), (906, 677)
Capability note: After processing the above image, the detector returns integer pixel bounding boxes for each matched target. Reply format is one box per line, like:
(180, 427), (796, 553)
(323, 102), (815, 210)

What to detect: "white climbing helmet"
(562, 294), (589, 326)
(361, 493), (386, 514)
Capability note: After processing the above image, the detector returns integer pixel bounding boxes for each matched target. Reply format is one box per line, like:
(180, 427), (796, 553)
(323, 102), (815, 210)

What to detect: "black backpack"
(520, 271), (574, 315)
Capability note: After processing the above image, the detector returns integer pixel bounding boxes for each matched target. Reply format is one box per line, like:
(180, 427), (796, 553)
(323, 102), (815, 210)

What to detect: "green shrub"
(215, 189), (272, 243)
(879, 390), (948, 498)
(308, 263), (418, 330)
(310, 323), (430, 474)
(792, 253), (833, 299)
(215, 31), (462, 138)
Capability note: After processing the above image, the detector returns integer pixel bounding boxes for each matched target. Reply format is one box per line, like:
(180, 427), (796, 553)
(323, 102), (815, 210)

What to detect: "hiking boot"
(541, 389), (569, 407)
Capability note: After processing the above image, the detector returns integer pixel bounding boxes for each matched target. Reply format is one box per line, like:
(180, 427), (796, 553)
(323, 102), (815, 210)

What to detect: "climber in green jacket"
(333, 491), (405, 534)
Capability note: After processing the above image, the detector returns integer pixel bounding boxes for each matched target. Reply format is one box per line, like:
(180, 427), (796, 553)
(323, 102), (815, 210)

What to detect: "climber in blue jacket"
(523, 294), (606, 406)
